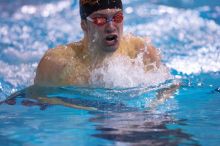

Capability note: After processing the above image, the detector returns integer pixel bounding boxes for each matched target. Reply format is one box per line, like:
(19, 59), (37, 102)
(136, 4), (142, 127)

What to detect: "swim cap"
(80, 0), (123, 19)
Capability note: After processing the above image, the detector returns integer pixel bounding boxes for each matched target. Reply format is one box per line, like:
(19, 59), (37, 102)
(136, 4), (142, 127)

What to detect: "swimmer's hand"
(149, 82), (180, 109)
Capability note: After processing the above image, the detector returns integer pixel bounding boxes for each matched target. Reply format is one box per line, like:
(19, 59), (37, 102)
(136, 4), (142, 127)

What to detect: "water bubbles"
(197, 82), (202, 86)
(215, 87), (220, 93)
(125, 7), (133, 14)
(21, 5), (37, 15)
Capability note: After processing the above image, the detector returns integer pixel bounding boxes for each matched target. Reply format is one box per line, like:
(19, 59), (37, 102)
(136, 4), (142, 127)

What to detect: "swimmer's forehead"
(89, 8), (122, 16)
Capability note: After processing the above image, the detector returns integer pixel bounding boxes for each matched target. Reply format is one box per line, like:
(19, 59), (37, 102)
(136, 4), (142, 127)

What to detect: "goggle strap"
(86, 17), (94, 22)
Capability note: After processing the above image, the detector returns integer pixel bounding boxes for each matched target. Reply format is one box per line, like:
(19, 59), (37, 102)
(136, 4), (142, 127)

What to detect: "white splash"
(89, 53), (172, 88)
(0, 61), (36, 87)
(167, 46), (220, 74)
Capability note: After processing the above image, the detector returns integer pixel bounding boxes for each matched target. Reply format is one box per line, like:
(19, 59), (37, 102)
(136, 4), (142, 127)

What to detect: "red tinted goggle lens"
(92, 12), (123, 26)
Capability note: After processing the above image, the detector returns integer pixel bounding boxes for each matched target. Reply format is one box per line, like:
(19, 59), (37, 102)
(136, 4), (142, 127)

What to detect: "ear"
(81, 20), (88, 32)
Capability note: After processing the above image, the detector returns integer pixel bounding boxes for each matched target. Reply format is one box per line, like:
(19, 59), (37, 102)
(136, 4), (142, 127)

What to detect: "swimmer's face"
(82, 9), (123, 52)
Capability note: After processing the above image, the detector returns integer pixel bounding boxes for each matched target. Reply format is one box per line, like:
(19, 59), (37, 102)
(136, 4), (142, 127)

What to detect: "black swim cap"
(80, 0), (123, 19)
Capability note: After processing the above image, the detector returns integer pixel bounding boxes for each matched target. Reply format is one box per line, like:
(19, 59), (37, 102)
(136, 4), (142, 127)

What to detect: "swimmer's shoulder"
(45, 39), (85, 58)
(123, 33), (151, 50)
(34, 40), (85, 86)
(50, 40), (85, 57)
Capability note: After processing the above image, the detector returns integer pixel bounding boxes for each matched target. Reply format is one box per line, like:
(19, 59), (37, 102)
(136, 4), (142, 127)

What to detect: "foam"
(89, 53), (172, 88)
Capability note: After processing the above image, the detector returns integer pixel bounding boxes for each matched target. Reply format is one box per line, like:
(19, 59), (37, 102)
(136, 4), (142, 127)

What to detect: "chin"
(102, 45), (119, 52)
(104, 47), (117, 52)
(102, 41), (119, 52)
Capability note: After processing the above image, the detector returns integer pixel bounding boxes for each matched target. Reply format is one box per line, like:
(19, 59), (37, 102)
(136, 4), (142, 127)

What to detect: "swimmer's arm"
(24, 85), (97, 111)
(149, 82), (180, 108)
(143, 44), (161, 68)
(133, 36), (179, 107)
(133, 36), (161, 70)
(36, 96), (97, 111)
(34, 49), (67, 86)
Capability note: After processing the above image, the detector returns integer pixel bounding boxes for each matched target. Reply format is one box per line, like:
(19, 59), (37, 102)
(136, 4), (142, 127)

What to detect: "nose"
(105, 21), (116, 33)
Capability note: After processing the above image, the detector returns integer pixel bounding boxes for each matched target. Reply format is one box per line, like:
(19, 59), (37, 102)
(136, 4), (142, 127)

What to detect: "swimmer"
(4, 0), (179, 110)
(34, 0), (161, 86)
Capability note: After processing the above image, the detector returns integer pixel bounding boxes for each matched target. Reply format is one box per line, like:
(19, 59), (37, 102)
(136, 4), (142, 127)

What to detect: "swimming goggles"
(86, 11), (123, 26)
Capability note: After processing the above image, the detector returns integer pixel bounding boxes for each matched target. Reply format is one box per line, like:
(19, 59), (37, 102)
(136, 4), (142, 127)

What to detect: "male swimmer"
(34, 0), (161, 86)
(4, 0), (179, 111)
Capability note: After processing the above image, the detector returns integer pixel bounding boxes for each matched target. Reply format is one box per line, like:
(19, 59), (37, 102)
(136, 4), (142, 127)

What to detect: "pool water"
(0, 0), (220, 146)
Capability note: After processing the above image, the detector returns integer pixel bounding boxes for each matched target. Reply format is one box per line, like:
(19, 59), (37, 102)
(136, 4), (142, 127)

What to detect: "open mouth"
(105, 34), (118, 46)
(106, 35), (117, 41)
